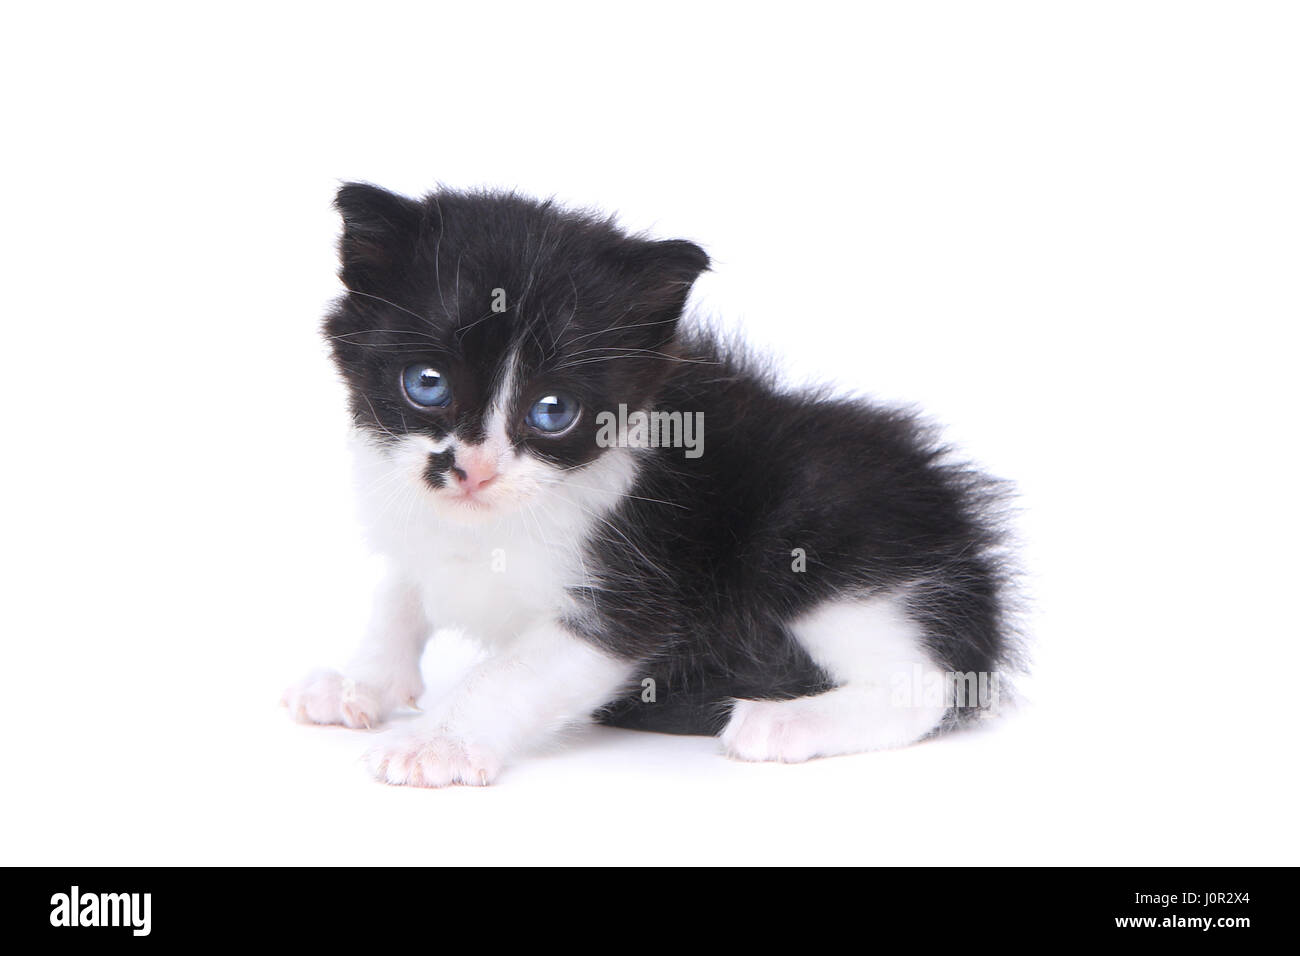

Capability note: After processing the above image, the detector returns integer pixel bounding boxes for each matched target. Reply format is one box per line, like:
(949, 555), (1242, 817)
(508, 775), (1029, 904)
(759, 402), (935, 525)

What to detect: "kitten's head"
(325, 183), (709, 523)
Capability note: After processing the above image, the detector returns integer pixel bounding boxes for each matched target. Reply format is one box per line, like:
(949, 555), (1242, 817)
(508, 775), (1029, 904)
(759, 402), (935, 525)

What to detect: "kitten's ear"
(334, 182), (425, 294)
(613, 238), (710, 336)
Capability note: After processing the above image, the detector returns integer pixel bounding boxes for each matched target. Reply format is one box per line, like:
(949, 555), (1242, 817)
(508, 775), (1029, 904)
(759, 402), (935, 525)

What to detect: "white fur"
(286, 362), (642, 784)
(352, 430), (639, 645)
(365, 619), (633, 787)
(721, 593), (949, 762)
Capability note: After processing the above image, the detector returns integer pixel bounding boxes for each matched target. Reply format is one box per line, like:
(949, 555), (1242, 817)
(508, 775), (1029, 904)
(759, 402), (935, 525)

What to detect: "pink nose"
(452, 450), (499, 493)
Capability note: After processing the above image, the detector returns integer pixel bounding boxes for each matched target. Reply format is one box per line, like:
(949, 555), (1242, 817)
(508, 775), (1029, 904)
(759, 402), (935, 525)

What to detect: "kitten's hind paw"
(721, 687), (947, 762)
(282, 669), (393, 730)
(721, 698), (836, 763)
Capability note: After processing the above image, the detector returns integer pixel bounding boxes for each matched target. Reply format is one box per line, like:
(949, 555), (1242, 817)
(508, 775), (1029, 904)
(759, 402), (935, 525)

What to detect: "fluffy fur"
(283, 182), (1018, 786)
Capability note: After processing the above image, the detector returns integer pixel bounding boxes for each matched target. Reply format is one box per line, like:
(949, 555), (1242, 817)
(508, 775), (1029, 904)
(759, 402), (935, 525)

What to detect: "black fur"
(326, 183), (1017, 737)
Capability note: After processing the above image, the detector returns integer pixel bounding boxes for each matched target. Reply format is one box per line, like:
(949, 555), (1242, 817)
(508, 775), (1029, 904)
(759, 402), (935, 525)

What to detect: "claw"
(340, 677), (357, 703)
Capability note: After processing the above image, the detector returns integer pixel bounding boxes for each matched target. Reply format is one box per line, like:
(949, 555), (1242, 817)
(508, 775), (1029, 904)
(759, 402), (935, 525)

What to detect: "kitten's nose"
(450, 449), (499, 493)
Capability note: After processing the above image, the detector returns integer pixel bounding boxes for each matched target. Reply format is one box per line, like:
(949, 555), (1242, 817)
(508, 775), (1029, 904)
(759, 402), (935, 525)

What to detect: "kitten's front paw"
(364, 726), (502, 788)
(282, 669), (412, 730)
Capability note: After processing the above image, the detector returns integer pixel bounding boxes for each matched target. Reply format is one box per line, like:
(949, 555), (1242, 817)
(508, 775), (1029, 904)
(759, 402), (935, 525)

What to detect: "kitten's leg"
(722, 594), (950, 762)
(365, 620), (632, 786)
(283, 572), (430, 729)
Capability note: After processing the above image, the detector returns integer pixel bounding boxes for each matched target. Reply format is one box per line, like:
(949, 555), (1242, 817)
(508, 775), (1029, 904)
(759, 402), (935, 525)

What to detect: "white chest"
(405, 520), (579, 642)
(349, 435), (637, 645)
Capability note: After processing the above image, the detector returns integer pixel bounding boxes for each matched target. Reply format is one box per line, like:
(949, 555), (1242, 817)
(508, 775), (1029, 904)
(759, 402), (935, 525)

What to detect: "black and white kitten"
(284, 182), (1016, 786)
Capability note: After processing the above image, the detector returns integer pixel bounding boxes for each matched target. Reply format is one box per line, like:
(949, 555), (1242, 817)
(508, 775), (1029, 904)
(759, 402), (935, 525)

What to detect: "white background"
(2, 2), (1296, 865)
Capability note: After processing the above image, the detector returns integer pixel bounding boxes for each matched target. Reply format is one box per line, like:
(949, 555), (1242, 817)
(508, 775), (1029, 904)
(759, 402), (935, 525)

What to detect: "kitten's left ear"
(613, 237), (711, 336)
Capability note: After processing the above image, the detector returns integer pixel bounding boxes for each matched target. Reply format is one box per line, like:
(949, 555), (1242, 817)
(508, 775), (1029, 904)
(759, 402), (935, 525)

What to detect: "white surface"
(2, 2), (1296, 865)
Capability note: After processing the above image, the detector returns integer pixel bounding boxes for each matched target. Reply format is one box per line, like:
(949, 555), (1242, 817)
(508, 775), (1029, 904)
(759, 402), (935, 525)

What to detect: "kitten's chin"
(422, 485), (531, 524)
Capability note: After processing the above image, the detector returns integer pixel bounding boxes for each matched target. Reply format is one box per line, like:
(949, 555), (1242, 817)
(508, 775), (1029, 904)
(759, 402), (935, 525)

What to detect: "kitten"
(283, 182), (1017, 786)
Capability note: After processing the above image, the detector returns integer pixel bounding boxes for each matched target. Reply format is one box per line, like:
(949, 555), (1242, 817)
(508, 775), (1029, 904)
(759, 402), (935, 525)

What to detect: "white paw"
(364, 726), (502, 788)
(281, 669), (418, 730)
(721, 698), (836, 763)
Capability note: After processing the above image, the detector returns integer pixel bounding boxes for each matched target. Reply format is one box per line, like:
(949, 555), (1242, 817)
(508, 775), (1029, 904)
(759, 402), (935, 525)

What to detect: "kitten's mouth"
(446, 487), (495, 508)
(429, 480), (519, 523)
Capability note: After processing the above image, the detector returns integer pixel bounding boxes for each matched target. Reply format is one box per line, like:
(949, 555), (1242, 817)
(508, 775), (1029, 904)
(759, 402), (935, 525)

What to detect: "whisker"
(329, 329), (440, 341)
(537, 476), (689, 510)
(563, 312), (677, 346)
(360, 395), (403, 444)
(345, 289), (435, 326)
(454, 307), (506, 340)
(554, 352), (720, 371)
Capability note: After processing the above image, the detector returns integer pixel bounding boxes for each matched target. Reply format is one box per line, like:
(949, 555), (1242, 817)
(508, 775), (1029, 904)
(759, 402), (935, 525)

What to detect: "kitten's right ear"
(334, 182), (425, 294)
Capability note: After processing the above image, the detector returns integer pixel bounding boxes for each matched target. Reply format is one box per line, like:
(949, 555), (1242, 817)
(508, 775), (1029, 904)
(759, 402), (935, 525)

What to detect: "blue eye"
(527, 394), (580, 434)
(402, 364), (451, 407)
